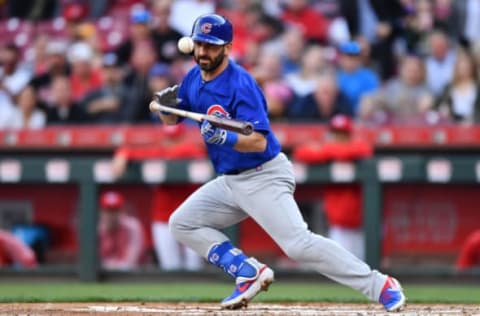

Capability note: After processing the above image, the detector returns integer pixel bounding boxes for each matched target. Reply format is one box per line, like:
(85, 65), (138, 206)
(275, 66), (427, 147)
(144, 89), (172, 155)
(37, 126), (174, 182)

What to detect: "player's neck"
(201, 58), (229, 82)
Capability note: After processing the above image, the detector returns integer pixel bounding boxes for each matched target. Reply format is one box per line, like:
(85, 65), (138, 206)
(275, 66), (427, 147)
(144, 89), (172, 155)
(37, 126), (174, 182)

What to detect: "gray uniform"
(169, 152), (388, 301)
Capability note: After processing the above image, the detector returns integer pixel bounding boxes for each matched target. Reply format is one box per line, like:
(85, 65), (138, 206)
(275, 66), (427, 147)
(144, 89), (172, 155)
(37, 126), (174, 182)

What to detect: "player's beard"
(195, 47), (226, 73)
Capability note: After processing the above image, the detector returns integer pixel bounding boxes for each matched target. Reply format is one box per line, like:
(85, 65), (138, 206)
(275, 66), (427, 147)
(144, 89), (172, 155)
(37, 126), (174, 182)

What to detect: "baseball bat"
(149, 101), (254, 136)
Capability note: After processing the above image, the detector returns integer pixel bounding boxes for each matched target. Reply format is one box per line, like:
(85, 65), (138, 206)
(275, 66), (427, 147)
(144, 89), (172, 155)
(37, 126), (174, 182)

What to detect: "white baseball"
(178, 36), (194, 54)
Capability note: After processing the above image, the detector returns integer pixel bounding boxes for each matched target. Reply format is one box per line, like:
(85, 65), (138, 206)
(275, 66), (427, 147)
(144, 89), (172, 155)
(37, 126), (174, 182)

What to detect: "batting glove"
(154, 85), (182, 115)
(201, 120), (238, 147)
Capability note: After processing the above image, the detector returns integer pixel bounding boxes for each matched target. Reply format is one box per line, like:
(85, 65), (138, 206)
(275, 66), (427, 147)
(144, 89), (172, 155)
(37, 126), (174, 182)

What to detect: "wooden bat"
(149, 101), (254, 136)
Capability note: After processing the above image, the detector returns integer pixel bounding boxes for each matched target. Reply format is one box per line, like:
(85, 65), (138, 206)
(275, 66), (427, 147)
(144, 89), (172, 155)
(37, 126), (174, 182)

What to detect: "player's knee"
(280, 232), (324, 261)
(167, 211), (184, 239)
(282, 244), (306, 261)
(280, 236), (310, 261)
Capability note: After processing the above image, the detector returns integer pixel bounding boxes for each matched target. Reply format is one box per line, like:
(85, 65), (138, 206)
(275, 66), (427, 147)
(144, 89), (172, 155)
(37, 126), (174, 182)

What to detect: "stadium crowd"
(0, 0), (479, 129)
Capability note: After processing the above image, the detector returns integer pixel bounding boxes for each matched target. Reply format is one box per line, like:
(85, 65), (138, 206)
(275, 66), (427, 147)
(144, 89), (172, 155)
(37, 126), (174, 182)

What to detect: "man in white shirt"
(0, 90), (14, 129)
(425, 30), (456, 97)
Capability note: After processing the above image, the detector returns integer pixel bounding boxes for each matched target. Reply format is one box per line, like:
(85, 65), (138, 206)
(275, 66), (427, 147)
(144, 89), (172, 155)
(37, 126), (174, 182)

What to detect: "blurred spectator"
(313, 0), (343, 18)
(148, 63), (174, 100)
(358, 55), (435, 124)
(98, 191), (145, 270)
(67, 41), (103, 102)
(223, 2), (285, 63)
(7, 0), (57, 20)
(62, 1), (90, 44)
(147, 63), (175, 123)
(87, 0), (109, 19)
(339, 0), (407, 80)
(30, 40), (71, 104)
(251, 49), (293, 121)
(170, 0), (216, 36)
(121, 41), (158, 123)
(0, 91), (15, 129)
(449, 0), (480, 48)
(29, 34), (50, 76)
(76, 22), (104, 59)
(45, 75), (86, 125)
(403, 0), (437, 54)
(217, 0), (262, 60)
(425, 30), (456, 96)
(150, 184), (204, 271)
(353, 35), (377, 70)
(251, 11), (286, 51)
(111, 129), (206, 270)
(2, 85), (46, 129)
(10, 224), (50, 264)
(0, 229), (37, 268)
(317, 0), (350, 45)
(456, 229), (480, 270)
(0, 43), (32, 100)
(288, 72), (353, 122)
(292, 114), (373, 260)
(281, 0), (330, 44)
(472, 41), (480, 79)
(62, 1), (89, 22)
(115, 7), (155, 66)
(327, 15), (351, 46)
(431, 0), (453, 31)
(80, 53), (128, 124)
(435, 50), (480, 124)
(286, 45), (330, 98)
(280, 27), (307, 75)
(151, 0), (184, 64)
(336, 41), (380, 115)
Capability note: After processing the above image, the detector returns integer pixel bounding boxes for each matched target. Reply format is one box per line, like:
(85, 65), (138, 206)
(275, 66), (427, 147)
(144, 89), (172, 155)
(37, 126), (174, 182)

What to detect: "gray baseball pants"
(169, 152), (387, 301)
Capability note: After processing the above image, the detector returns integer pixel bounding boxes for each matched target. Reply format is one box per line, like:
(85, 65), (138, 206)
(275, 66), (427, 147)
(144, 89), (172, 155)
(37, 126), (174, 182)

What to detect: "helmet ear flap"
(191, 16), (200, 38)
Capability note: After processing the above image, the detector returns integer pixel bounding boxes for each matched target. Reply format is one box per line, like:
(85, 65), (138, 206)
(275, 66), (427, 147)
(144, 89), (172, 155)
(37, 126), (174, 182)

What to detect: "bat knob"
(243, 123), (254, 135)
(149, 101), (157, 112)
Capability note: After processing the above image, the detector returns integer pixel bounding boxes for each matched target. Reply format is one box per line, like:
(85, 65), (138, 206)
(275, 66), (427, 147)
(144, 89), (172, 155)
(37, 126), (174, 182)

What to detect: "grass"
(0, 282), (478, 304)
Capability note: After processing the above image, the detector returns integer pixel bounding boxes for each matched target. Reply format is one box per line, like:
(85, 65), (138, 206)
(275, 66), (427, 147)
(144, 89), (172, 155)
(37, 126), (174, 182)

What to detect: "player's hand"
(154, 85), (182, 109)
(200, 120), (238, 147)
(201, 120), (227, 145)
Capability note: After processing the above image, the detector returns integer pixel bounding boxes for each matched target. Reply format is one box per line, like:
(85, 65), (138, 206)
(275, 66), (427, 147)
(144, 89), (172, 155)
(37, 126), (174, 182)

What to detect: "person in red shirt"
(456, 230), (480, 270)
(0, 229), (37, 268)
(281, 0), (330, 44)
(293, 114), (372, 260)
(67, 42), (104, 102)
(111, 126), (206, 270)
(98, 191), (145, 270)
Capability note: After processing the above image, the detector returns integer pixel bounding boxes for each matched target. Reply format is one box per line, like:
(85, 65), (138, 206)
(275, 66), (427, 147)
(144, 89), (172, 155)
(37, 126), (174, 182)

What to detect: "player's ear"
(224, 43), (233, 55)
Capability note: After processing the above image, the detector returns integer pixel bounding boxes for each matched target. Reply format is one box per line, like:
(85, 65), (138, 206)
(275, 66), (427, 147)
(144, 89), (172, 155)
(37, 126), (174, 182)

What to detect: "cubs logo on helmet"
(201, 22), (212, 34)
(207, 105), (230, 118)
(191, 14), (233, 45)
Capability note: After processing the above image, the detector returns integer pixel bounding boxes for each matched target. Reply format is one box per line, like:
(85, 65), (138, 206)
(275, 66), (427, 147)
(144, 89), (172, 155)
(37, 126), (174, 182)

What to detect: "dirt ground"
(0, 302), (479, 316)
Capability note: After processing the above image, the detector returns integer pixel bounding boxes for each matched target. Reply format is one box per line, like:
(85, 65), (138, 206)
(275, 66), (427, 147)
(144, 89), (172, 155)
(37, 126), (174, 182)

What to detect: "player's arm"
(234, 131), (266, 152)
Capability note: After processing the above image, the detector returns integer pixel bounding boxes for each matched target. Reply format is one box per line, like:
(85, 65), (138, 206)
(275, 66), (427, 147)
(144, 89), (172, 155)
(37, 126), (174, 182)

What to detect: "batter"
(154, 13), (406, 312)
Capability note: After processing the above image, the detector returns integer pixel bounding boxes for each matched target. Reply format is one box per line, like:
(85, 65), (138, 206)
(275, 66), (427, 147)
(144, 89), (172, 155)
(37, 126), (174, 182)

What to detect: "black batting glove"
(154, 85), (182, 107)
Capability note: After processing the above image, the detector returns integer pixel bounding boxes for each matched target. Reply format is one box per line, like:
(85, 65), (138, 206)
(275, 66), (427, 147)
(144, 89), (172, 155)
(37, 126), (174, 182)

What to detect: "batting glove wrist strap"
(201, 121), (238, 147)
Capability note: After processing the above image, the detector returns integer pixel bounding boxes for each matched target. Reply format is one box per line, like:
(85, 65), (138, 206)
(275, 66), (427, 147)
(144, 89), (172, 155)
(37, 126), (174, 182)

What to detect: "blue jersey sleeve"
(232, 71), (271, 134)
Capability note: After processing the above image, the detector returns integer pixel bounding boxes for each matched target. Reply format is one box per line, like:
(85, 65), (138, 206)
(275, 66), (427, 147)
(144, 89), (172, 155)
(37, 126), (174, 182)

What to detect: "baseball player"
(0, 229), (37, 268)
(154, 13), (406, 311)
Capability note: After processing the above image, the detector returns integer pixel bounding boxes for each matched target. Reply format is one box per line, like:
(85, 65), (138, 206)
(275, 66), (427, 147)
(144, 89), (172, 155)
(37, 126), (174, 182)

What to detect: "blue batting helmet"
(191, 14), (233, 45)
